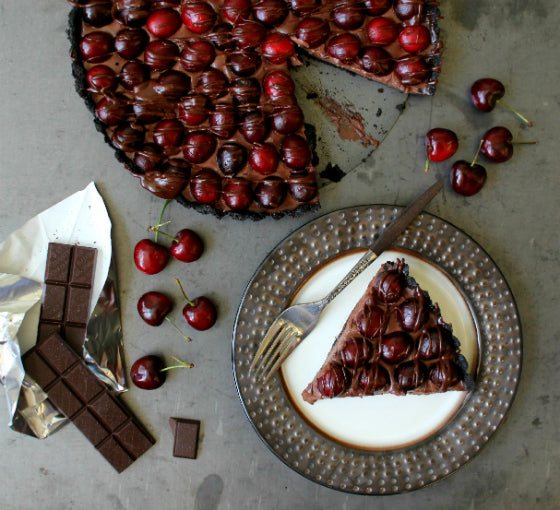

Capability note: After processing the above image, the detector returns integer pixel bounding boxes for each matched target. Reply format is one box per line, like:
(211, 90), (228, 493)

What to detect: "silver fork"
(249, 180), (443, 382)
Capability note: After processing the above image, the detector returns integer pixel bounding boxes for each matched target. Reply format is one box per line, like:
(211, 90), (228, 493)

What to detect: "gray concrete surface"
(1, 1), (559, 509)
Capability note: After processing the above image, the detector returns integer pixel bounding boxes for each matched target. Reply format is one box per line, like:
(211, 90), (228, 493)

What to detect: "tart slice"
(302, 259), (473, 404)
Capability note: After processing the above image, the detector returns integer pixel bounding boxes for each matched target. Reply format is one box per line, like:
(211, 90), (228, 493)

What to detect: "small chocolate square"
(89, 393), (129, 432)
(37, 333), (78, 375)
(62, 324), (87, 353)
(47, 380), (83, 418)
(70, 247), (97, 287)
(169, 417), (200, 459)
(114, 421), (154, 459)
(41, 284), (66, 322)
(73, 409), (109, 446)
(64, 363), (104, 402)
(23, 351), (57, 388)
(97, 437), (134, 473)
(45, 244), (73, 283)
(65, 286), (91, 325)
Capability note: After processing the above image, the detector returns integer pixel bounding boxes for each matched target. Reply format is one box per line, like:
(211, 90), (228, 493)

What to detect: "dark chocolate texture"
(68, 1), (442, 219)
(23, 332), (155, 472)
(37, 243), (97, 354)
(169, 417), (200, 459)
(303, 259), (473, 404)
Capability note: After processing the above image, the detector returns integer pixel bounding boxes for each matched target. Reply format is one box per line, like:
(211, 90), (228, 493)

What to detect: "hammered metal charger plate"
(232, 205), (522, 494)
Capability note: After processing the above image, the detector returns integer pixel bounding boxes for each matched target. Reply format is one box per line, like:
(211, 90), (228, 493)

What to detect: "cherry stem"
(424, 144), (431, 173)
(496, 99), (533, 127)
(472, 139), (484, 167)
(164, 316), (192, 342)
(160, 356), (194, 372)
(154, 199), (172, 243)
(175, 278), (195, 307)
(512, 141), (538, 146)
(149, 223), (179, 243)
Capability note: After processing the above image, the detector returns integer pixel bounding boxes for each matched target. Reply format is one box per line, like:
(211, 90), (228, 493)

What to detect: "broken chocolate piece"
(23, 333), (155, 472)
(169, 417), (200, 459)
(37, 243), (97, 353)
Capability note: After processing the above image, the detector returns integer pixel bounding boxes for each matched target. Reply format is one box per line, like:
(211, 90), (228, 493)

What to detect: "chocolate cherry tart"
(69, 1), (443, 218)
(303, 259), (473, 403)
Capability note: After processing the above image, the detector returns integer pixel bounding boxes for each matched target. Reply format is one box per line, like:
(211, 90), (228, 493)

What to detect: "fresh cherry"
(253, 0), (289, 26)
(176, 279), (217, 331)
(209, 104), (238, 139)
(146, 8), (183, 37)
(394, 55), (429, 86)
(154, 70), (192, 99)
(249, 143), (279, 175)
(189, 168), (222, 203)
(396, 362), (427, 391)
(232, 20), (267, 49)
(287, 172), (318, 203)
(226, 51), (262, 77)
(240, 110), (269, 143)
(120, 60), (150, 90)
(114, 28), (148, 59)
(196, 69), (229, 99)
(230, 77), (261, 105)
(317, 365), (349, 398)
(425, 128), (459, 172)
(179, 93), (211, 125)
(381, 332), (413, 363)
(95, 97), (128, 125)
(80, 31), (114, 63)
(130, 354), (193, 390)
(481, 126), (513, 163)
(450, 141), (487, 196)
(271, 104), (304, 134)
(398, 25), (431, 53)
(181, 1), (217, 34)
(170, 229), (205, 262)
(360, 46), (394, 76)
(295, 18), (330, 49)
(180, 40), (216, 72)
(222, 0), (251, 23)
(86, 65), (118, 93)
(134, 239), (170, 274)
(470, 78), (533, 127)
(326, 33), (361, 63)
(114, 0), (152, 26)
(393, 0), (423, 20)
(223, 178), (253, 210)
(137, 291), (173, 326)
(261, 33), (296, 64)
(290, 0), (321, 17)
(217, 142), (248, 175)
(332, 2), (365, 30)
(144, 39), (179, 71)
(82, 1), (113, 27)
(366, 17), (399, 46)
(363, 0), (392, 16)
(263, 70), (295, 100)
(183, 131), (217, 164)
(153, 119), (185, 153)
(281, 134), (311, 170)
(255, 176), (287, 209)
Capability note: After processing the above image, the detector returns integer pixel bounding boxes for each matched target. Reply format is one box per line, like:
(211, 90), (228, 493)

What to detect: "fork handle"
(319, 249), (378, 307)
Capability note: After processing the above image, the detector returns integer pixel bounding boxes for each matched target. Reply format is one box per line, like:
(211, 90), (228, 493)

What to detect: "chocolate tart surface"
(302, 258), (473, 404)
(68, 0), (442, 218)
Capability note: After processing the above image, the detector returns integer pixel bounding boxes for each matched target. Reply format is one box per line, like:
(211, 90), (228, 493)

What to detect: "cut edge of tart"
(302, 258), (474, 404)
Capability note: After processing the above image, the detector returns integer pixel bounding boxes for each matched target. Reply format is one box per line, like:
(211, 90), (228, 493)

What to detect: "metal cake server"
(250, 180), (443, 382)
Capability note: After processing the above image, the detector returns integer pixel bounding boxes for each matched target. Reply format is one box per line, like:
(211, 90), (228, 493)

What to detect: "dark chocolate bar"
(169, 417), (200, 459)
(37, 243), (97, 353)
(23, 333), (155, 472)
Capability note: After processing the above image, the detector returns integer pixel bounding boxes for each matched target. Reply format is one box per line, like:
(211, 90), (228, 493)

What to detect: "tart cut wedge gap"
(302, 258), (473, 404)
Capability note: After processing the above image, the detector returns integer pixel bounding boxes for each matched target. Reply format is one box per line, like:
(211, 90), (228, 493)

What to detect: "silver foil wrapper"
(1, 258), (126, 438)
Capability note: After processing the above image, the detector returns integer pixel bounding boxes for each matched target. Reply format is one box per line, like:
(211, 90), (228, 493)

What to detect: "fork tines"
(250, 319), (300, 382)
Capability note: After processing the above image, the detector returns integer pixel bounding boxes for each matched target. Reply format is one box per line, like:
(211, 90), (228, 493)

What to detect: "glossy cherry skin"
(363, 0), (392, 16)
(481, 126), (513, 163)
(170, 229), (204, 262)
(396, 362), (427, 392)
(295, 18), (330, 49)
(146, 8), (182, 37)
(223, 0), (251, 23)
(398, 25), (431, 53)
(393, 0), (423, 20)
(470, 78), (505, 112)
(366, 17), (398, 46)
(134, 239), (170, 274)
(450, 160), (487, 196)
(332, 2), (365, 30)
(183, 296), (217, 330)
(281, 134), (311, 170)
(338, 337), (372, 368)
(183, 131), (217, 164)
(189, 168), (222, 203)
(181, 1), (217, 34)
(120, 60), (150, 90)
(86, 65), (117, 93)
(426, 128), (459, 162)
(130, 355), (166, 390)
(223, 178), (253, 210)
(381, 332), (413, 363)
(82, 1), (113, 27)
(255, 177), (287, 209)
(144, 39), (179, 71)
(263, 70), (295, 100)
(317, 365), (349, 398)
(253, 0), (289, 26)
(80, 31), (114, 63)
(394, 56), (429, 86)
(261, 33), (296, 64)
(137, 291), (173, 326)
(249, 143), (279, 175)
(326, 33), (361, 63)
(360, 46), (394, 76)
